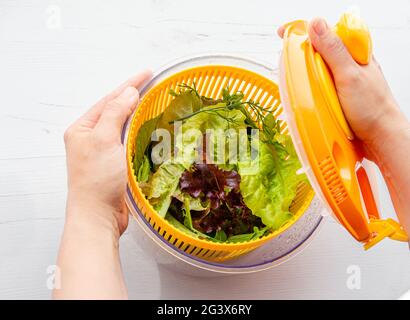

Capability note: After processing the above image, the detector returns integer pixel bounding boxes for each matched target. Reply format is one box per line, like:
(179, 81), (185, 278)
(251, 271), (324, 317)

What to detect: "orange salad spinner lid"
(279, 13), (408, 249)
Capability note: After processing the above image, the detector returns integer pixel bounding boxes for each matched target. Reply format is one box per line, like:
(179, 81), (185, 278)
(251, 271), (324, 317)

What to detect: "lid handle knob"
(333, 13), (372, 65)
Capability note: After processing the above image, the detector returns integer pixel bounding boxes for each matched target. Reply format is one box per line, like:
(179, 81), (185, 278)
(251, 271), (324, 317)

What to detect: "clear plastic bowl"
(122, 54), (324, 275)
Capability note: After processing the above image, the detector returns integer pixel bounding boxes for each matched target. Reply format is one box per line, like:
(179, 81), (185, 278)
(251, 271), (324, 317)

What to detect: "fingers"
(307, 18), (356, 75)
(372, 55), (383, 71)
(277, 25), (285, 38)
(277, 18), (357, 75)
(75, 70), (152, 129)
(102, 70), (152, 105)
(93, 86), (140, 144)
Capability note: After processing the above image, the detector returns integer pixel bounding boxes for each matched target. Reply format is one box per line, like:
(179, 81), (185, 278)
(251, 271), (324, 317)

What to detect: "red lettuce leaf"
(177, 164), (264, 236)
(180, 164), (240, 209)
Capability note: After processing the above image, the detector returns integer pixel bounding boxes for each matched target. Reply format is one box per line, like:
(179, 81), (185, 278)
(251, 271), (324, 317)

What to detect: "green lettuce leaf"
(173, 189), (209, 211)
(137, 155), (151, 183)
(165, 212), (222, 242)
(165, 213), (201, 239)
(214, 230), (228, 241)
(156, 90), (202, 135)
(133, 115), (160, 176)
(145, 162), (185, 217)
(238, 135), (307, 230)
(135, 91), (203, 177)
(174, 106), (247, 167)
(182, 197), (194, 230)
(179, 104), (247, 132)
(227, 226), (268, 243)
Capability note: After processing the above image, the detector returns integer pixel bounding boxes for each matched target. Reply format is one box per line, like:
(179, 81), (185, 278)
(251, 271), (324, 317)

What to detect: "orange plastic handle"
(333, 13), (372, 65)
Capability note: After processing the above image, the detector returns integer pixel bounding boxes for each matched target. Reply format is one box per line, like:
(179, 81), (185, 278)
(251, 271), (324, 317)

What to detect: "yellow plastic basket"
(126, 64), (314, 262)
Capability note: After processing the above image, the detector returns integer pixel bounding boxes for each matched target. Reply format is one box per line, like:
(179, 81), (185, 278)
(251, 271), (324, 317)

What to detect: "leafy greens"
(133, 83), (307, 243)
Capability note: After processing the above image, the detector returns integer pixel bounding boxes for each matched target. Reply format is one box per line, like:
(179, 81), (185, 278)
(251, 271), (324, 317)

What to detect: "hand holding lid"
(280, 13), (408, 249)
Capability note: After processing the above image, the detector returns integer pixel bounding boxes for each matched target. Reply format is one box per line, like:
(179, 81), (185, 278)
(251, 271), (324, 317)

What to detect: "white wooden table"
(1, 0), (409, 299)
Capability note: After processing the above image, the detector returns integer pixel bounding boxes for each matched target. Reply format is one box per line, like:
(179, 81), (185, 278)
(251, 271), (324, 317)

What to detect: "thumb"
(308, 18), (356, 75)
(94, 86), (139, 144)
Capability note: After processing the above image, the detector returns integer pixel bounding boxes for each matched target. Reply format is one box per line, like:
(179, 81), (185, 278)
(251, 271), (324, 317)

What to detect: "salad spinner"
(123, 13), (408, 272)
(123, 55), (323, 272)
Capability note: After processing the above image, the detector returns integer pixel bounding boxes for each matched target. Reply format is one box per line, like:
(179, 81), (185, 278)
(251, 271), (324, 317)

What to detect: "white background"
(0, 0), (409, 299)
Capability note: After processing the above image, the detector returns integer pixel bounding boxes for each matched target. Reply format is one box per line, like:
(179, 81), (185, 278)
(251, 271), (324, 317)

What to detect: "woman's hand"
(54, 71), (152, 300)
(64, 71), (152, 236)
(278, 18), (406, 160)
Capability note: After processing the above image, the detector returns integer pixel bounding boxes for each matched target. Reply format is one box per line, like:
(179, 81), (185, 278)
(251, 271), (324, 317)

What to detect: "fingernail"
(120, 86), (138, 99)
(313, 19), (328, 36)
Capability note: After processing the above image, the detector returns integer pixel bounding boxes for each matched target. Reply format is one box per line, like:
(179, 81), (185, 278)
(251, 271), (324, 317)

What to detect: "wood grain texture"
(0, 0), (409, 299)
